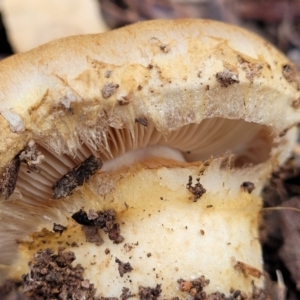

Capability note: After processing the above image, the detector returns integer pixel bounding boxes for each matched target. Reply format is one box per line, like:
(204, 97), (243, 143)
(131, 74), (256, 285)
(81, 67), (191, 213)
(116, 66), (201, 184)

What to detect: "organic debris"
(22, 248), (97, 299)
(52, 155), (103, 199)
(72, 208), (124, 244)
(186, 175), (206, 202)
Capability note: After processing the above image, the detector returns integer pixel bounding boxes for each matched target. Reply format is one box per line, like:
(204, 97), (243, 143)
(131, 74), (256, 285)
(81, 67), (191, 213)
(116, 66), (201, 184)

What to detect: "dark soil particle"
(72, 209), (95, 226)
(291, 98), (300, 108)
(186, 175), (206, 202)
(216, 69), (240, 87)
(138, 284), (162, 300)
(283, 64), (294, 81)
(241, 181), (255, 194)
(94, 209), (117, 228)
(87, 209), (99, 220)
(124, 243), (133, 252)
(72, 208), (124, 244)
(53, 223), (67, 234)
(237, 55), (263, 82)
(0, 155), (20, 199)
(178, 276), (210, 298)
(2, 140), (43, 200)
(120, 287), (135, 300)
(101, 82), (119, 98)
(159, 44), (170, 53)
(21, 248), (98, 300)
(82, 225), (104, 246)
(105, 70), (113, 78)
(233, 289), (241, 298)
(115, 258), (133, 277)
(177, 276), (270, 300)
(108, 223), (124, 243)
(52, 155), (103, 199)
(282, 64), (300, 89)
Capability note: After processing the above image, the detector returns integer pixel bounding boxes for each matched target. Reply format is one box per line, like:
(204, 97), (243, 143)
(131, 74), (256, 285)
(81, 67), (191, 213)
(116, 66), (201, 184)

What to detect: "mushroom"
(0, 19), (299, 299)
(1, 0), (108, 52)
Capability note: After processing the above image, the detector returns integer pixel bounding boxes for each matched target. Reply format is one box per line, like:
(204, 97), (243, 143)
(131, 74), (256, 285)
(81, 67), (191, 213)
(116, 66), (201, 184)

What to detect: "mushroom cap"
(1, 0), (108, 52)
(0, 18), (299, 175)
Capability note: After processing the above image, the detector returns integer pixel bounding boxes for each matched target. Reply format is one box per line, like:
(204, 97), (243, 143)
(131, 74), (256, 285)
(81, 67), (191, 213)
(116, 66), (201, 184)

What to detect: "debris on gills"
(52, 155), (103, 199)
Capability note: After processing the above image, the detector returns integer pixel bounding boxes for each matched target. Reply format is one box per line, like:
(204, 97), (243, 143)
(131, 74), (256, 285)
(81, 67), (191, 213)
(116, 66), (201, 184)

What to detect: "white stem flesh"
(6, 154), (268, 298)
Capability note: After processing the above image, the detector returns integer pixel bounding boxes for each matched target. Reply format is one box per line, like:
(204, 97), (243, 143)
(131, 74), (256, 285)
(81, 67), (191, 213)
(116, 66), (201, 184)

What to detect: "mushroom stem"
(5, 156), (267, 298)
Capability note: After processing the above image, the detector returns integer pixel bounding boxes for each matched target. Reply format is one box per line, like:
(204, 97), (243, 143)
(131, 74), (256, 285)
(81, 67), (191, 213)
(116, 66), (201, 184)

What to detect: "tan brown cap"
(0, 19), (299, 202)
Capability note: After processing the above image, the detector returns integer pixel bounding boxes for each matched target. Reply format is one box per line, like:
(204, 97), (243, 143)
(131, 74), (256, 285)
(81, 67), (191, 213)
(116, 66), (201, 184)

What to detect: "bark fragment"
(52, 155), (103, 199)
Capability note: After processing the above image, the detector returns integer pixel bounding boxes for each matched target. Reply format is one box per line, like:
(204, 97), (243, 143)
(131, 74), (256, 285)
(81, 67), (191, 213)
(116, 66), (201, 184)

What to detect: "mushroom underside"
(0, 116), (292, 298)
(13, 117), (278, 205)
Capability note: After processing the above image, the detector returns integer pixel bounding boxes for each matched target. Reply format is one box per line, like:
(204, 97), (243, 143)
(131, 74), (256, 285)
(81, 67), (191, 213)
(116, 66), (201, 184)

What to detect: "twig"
(276, 270), (286, 300)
